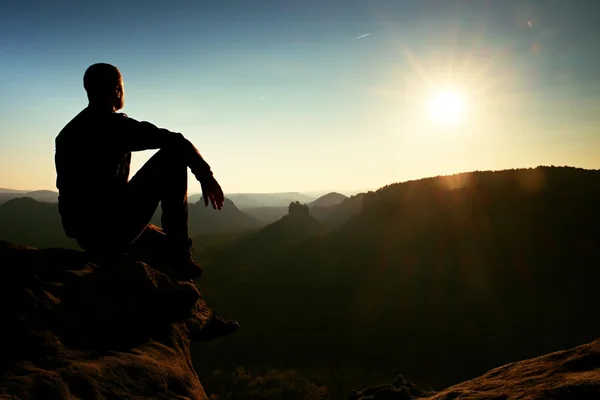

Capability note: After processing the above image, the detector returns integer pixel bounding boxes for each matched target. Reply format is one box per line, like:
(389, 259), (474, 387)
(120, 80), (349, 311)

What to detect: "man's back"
(55, 107), (135, 236)
(56, 108), (132, 198)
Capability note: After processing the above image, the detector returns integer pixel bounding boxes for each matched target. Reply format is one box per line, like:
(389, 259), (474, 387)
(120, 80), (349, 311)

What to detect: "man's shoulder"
(113, 113), (160, 130)
(113, 112), (142, 124)
(56, 108), (88, 141)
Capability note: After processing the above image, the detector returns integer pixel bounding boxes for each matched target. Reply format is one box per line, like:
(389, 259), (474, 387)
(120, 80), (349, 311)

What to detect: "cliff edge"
(0, 241), (236, 400)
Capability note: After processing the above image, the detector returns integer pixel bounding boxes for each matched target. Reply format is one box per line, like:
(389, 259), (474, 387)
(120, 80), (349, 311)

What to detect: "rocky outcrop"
(350, 338), (600, 399)
(0, 241), (236, 400)
(288, 201), (310, 218)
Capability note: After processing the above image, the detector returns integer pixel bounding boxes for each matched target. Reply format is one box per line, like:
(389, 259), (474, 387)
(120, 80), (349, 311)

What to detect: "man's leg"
(124, 148), (202, 281)
(125, 148), (189, 245)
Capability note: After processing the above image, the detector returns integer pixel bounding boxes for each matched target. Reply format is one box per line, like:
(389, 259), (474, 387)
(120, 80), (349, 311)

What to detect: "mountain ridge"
(0, 197), (262, 249)
(193, 165), (600, 392)
(308, 192), (348, 208)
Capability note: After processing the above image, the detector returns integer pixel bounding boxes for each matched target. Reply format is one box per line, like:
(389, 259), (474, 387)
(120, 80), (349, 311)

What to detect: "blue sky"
(1, 0), (599, 193)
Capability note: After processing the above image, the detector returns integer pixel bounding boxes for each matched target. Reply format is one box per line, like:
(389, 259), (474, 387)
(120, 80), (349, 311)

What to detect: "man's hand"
(200, 175), (224, 210)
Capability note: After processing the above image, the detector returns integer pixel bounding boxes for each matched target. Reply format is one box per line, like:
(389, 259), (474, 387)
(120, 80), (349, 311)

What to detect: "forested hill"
(195, 165), (600, 393)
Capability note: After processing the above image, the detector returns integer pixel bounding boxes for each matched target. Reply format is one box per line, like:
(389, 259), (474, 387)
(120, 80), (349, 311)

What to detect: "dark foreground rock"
(0, 241), (237, 400)
(351, 338), (600, 400)
(349, 374), (435, 400)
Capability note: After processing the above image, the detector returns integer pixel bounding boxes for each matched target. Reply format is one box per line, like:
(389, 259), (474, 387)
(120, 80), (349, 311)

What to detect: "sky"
(1, 0), (599, 193)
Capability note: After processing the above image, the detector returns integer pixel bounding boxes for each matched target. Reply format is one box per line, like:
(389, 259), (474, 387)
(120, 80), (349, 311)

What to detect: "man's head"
(83, 63), (124, 111)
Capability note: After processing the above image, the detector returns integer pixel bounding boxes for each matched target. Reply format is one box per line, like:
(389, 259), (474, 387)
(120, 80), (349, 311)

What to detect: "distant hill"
(0, 197), (78, 249)
(0, 188), (26, 193)
(311, 192), (367, 228)
(250, 202), (323, 248)
(243, 206), (289, 225)
(189, 198), (261, 235)
(0, 189), (316, 208)
(207, 192), (327, 225)
(244, 192), (360, 226)
(0, 193), (17, 204)
(0, 188), (360, 209)
(188, 191), (359, 209)
(0, 190), (59, 205)
(210, 202), (325, 269)
(226, 192), (316, 209)
(0, 188), (348, 212)
(194, 166), (600, 391)
(188, 192), (317, 209)
(20, 190), (58, 202)
(187, 192), (204, 204)
(0, 196), (261, 249)
(308, 192), (348, 208)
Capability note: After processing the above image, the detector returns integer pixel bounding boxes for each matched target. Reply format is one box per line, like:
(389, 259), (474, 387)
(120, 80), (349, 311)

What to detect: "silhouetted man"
(55, 63), (224, 281)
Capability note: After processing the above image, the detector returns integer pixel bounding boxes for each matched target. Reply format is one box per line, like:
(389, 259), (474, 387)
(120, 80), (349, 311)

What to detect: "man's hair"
(83, 63), (122, 101)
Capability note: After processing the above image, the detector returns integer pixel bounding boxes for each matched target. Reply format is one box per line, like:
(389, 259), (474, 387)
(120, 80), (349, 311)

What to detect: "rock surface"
(351, 337), (600, 400)
(0, 241), (234, 400)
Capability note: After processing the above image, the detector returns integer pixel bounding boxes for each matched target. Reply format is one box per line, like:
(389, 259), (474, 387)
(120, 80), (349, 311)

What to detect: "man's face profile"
(115, 82), (124, 111)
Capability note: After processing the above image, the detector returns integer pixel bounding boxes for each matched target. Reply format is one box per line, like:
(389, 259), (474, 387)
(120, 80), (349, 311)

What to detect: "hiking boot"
(168, 238), (203, 282)
(206, 313), (240, 337)
(187, 312), (240, 341)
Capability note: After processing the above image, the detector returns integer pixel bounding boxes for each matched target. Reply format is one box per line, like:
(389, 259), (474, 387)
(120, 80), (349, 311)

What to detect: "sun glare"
(428, 91), (466, 124)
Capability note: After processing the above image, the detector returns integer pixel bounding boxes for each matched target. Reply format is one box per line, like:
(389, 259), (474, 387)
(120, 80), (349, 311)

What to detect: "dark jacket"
(55, 106), (212, 238)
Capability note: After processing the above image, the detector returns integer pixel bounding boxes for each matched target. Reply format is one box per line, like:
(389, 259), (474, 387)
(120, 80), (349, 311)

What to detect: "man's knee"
(151, 148), (186, 171)
(140, 149), (187, 179)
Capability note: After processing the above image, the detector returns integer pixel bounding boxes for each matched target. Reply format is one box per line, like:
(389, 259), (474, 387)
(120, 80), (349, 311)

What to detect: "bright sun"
(428, 91), (466, 124)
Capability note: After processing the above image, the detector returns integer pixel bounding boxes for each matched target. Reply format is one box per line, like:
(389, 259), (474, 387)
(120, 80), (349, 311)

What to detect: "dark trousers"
(77, 149), (189, 253)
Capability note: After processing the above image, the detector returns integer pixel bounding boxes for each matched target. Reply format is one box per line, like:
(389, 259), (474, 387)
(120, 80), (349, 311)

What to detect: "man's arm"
(116, 113), (213, 180)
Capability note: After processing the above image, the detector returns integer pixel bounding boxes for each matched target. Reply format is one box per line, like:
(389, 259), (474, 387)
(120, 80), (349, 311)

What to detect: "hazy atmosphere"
(2, 1), (600, 399)
(2, 0), (600, 192)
